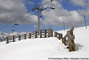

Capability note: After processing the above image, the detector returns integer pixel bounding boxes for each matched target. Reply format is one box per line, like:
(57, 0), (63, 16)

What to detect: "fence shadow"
(75, 43), (83, 51)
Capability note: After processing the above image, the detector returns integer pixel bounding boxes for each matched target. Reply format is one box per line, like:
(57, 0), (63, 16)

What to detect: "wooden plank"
(31, 33), (35, 35)
(29, 33), (31, 39)
(44, 29), (47, 38)
(35, 31), (37, 38)
(6, 37), (9, 44)
(13, 36), (15, 42)
(55, 32), (57, 37)
(40, 30), (42, 38)
(24, 34), (26, 39)
(51, 29), (53, 37)
(58, 33), (62, 40)
(19, 35), (21, 41)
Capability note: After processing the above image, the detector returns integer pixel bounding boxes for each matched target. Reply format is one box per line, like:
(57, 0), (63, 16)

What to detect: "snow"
(0, 26), (89, 60)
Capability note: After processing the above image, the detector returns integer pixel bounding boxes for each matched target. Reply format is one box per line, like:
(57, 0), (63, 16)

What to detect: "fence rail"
(6, 27), (75, 52)
(54, 27), (75, 52)
(54, 32), (63, 40)
(62, 27), (75, 52)
(6, 28), (53, 44)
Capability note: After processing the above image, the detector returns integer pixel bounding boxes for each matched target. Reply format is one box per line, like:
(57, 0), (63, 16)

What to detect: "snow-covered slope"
(0, 26), (89, 60)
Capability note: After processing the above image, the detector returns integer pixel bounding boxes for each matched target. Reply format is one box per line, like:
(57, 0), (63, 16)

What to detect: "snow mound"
(0, 26), (89, 60)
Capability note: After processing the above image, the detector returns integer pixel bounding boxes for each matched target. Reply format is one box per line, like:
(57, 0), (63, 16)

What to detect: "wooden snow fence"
(40, 28), (53, 38)
(30, 28), (53, 38)
(54, 32), (63, 40)
(40, 29), (48, 38)
(6, 35), (16, 44)
(62, 27), (75, 52)
(18, 34), (27, 41)
(6, 28), (53, 44)
(48, 28), (53, 37)
(31, 31), (38, 38)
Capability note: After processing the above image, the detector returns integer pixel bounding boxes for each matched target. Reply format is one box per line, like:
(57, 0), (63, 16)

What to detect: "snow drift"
(0, 26), (89, 60)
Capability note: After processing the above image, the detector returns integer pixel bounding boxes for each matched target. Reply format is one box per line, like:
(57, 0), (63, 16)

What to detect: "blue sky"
(0, 0), (89, 33)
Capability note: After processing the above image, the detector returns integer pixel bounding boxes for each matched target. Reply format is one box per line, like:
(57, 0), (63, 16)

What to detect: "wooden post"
(71, 36), (75, 51)
(51, 29), (53, 37)
(70, 27), (74, 36)
(67, 28), (75, 52)
(69, 40), (72, 52)
(72, 43), (75, 51)
(55, 32), (57, 37)
(62, 38), (64, 43)
(48, 28), (49, 37)
(40, 30), (42, 38)
(48, 30), (49, 37)
(24, 34), (26, 39)
(19, 35), (21, 41)
(50, 29), (52, 37)
(63, 37), (67, 45)
(29, 33), (31, 39)
(6, 37), (9, 44)
(35, 31), (37, 38)
(48, 28), (51, 37)
(58, 34), (60, 40)
(45, 29), (47, 38)
(61, 34), (63, 39)
(58, 34), (62, 40)
(13, 36), (15, 42)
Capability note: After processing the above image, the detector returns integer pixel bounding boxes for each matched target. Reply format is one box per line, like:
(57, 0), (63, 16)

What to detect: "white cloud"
(70, 0), (89, 21)
(0, 0), (87, 28)
(28, 1), (34, 5)
(0, 0), (38, 24)
(71, 0), (89, 7)
(71, 0), (86, 7)
(41, 0), (84, 27)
